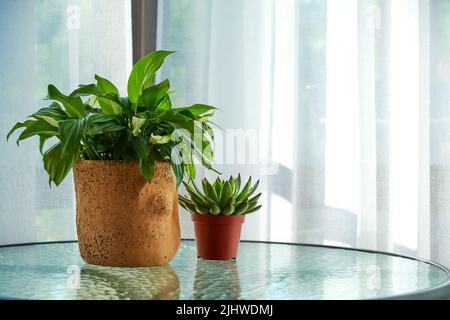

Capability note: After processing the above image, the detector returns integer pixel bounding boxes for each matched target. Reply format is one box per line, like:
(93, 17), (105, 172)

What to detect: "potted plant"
(179, 175), (261, 260)
(7, 50), (218, 267)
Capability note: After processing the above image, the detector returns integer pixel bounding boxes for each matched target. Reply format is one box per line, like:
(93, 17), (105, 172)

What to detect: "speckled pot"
(73, 160), (181, 267)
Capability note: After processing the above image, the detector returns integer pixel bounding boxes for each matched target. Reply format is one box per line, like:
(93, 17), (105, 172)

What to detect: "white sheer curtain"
(157, 0), (450, 267)
(0, 0), (132, 245)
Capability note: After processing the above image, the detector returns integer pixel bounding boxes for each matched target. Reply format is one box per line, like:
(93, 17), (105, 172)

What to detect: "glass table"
(0, 240), (449, 300)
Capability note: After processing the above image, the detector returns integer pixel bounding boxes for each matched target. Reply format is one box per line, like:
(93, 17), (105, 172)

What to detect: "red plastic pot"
(191, 214), (245, 260)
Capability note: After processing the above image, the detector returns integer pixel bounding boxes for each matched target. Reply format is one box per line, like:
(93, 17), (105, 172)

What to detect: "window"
(0, 0), (132, 244)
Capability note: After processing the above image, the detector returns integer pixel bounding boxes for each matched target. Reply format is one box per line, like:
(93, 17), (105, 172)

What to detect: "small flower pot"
(191, 214), (245, 260)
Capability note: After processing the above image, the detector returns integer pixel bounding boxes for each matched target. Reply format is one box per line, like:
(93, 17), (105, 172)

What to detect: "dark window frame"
(132, 0), (158, 63)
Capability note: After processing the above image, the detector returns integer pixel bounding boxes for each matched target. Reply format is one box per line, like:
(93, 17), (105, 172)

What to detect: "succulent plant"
(179, 175), (262, 215)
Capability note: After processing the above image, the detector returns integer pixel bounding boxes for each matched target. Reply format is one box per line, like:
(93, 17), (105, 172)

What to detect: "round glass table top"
(0, 240), (449, 300)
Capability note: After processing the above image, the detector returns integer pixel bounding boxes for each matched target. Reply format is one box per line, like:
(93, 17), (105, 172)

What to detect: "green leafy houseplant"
(179, 175), (262, 215)
(7, 50), (217, 186)
(6, 50), (219, 266)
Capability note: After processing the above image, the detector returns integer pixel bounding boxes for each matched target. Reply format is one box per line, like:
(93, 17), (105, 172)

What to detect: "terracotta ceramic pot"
(191, 214), (245, 260)
(73, 160), (180, 267)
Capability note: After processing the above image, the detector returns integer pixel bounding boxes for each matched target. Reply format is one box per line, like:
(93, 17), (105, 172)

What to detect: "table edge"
(1, 239), (449, 300)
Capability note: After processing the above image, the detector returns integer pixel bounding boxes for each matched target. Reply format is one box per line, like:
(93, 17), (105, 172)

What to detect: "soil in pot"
(73, 160), (181, 267)
(191, 214), (245, 260)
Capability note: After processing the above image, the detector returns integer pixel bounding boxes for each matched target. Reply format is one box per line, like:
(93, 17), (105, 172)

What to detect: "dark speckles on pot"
(73, 160), (181, 267)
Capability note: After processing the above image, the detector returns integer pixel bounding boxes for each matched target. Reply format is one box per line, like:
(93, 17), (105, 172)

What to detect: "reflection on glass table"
(0, 240), (449, 300)
(193, 259), (241, 300)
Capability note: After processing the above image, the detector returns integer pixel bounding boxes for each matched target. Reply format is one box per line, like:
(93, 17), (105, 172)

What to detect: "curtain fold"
(157, 0), (450, 266)
(0, 0), (132, 245)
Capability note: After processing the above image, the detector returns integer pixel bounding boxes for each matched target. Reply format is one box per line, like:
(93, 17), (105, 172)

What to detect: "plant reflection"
(193, 259), (241, 299)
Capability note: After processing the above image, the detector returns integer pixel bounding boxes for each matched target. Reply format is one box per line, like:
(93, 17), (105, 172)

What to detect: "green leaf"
(179, 195), (191, 204)
(178, 109), (196, 119)
(17, 120), (59, 144)
(244, 205), (262, 215)
(234, 201), (249, 215)
(87, 113), (117, 124)
(223, 204), (235, 216)
(194, 204), (210, 215)
(189, 179), (205, 198)
(223, 193), (236, 210)
(248, 191), (262, 204)
(95, 74), (120, 96)
(213, 179), (223, 199)
(7, 121), (29, 141)
(32, 116), (58, 128)
(219, 181), (232, 209)
(201, 137), (214, 162)
(59, 118), (86, 154)
(131, 136), (150, 159)
(39, 135), (52, 155)
(113, 129), (131, 159)
(141, 79), (170, 110)
(171, 148), (184, 186)
(97, 96), (122, 115)
(184, 161), (196, 180)
(47, 84), (86, 119)
(183, 182), (208, 207)
(43, 142), (80, 186)
(190, 196), (210, 212)
(139, 156), (155, 181)
(127, 50), (175, 103)
(173, 104), (217, 116)
(246, 179), (260, 199)
(155, 94), (172, 111)
(198, 112), (214, 122)
(119, 97), (133, 116)
(86, 113), (125, 136)
(183, 202), (197, 213)
(234, 174), (241, 196)
(31, 103), (68, 127)
(228, 176), (235, 195)
(236, 177), (252, 203)
(203, 179), (219, 204)
(172, 162), (184, 187)
(179, 196), (197, 212)
(210, 205), (221, 215)
(69, 84), (103, 97)
(87, 121), (125, 136)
